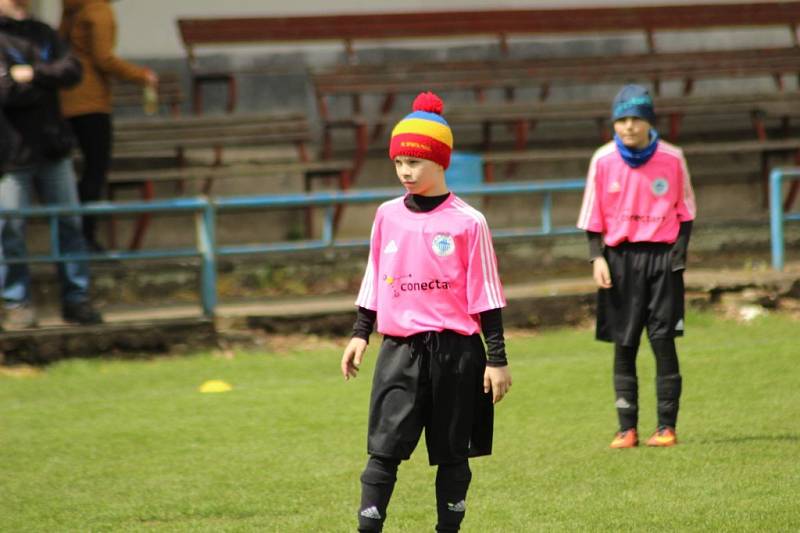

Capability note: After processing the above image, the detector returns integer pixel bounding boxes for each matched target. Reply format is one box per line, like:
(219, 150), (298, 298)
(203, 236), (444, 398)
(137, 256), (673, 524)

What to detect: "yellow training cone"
(199, 380), (233, 393)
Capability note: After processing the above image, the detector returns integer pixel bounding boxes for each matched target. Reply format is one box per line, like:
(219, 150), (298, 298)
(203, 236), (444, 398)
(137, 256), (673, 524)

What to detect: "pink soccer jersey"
(577, 140), (696, 246)
(355, 194), (506, 337)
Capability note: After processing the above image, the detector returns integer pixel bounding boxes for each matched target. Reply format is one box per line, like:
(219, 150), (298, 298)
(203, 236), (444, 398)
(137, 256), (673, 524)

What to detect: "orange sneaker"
(646, 427), (677, 447)
(609, 429), (639, 449)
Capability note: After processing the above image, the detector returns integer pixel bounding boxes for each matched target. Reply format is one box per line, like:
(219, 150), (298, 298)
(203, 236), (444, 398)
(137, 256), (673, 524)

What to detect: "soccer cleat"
(646, 427), (677, 447)
(609, 429), (639, 449)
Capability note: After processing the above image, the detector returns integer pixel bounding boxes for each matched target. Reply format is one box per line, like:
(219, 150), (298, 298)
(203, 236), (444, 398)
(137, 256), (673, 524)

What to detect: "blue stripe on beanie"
(611, 84), (656, 124)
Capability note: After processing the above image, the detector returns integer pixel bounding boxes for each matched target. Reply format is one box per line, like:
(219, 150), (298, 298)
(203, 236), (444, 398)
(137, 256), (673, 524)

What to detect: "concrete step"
(2, 263), (798, 365)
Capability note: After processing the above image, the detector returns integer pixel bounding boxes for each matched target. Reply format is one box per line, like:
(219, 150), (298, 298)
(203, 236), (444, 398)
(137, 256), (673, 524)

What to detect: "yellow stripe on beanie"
(391, 118), (453, 148)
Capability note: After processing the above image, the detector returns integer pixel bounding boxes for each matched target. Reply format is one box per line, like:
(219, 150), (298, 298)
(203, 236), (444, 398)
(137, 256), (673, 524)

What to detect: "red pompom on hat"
(412, 91), (444, 115)
(389, 91), (453, 169)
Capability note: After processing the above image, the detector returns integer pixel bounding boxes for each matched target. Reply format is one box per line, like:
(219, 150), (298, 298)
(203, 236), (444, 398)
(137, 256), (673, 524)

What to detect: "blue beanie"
(611, 84), (656, 124)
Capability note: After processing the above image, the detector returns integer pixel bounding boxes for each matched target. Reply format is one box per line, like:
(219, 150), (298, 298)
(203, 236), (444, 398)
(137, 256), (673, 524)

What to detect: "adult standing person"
(0, 0), (103, 328)
(59, 0), (158, 252)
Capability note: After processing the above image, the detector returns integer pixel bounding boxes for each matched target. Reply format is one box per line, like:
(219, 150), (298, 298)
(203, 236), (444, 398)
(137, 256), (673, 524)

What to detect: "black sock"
(650, 337), (680, 376)
(358, 456), (400, 532)
(613, 344), (639, 431)
(435, 460), (471, 532)
(650, 338), (682, 429)
(655, 373), (682, 429)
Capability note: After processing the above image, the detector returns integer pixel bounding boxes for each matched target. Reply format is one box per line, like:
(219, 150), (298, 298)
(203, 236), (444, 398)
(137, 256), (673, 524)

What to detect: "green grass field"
(1, 311), (798, 532)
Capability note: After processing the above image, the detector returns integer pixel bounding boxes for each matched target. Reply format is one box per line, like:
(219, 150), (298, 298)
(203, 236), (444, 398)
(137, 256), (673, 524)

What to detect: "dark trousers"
(69, 113), (112, 244)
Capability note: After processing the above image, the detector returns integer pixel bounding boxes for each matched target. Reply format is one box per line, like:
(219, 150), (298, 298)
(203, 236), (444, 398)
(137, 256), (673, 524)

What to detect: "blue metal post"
(321, 205), (335, 246)
(197, 202), (217, 317)
(49, 214), (60, 262)
(769, 169), (784, 271)
(541, 192), (553, 235)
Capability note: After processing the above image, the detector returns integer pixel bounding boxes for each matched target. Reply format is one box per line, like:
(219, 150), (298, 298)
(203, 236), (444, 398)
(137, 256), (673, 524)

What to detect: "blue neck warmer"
(614, 129), (659, 168)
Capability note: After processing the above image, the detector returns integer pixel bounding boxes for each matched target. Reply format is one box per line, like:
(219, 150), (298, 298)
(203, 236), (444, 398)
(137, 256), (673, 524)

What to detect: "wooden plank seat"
(324, 92), (800, 174)
(111, 72), (184, 116)
(315, 48), (800, 165)
(177, 3), (800, 113)
(105, 113), (352, 249)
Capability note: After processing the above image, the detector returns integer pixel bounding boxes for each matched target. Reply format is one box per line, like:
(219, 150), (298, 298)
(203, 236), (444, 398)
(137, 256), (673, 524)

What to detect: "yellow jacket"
(59, 0), (149, 117)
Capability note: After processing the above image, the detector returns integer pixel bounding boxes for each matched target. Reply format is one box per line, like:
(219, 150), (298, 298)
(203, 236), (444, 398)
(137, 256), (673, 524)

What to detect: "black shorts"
(367, 331), (493, 465)
(596, 242), (685, 347)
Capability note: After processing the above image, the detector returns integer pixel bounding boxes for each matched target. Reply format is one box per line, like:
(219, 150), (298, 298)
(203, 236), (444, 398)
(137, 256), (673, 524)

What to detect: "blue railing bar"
(212, 180), (586, 211)
(218, 240), (345, 256)
(0, 198), (206, 218)
(493, 226), (581, 239)
(0, 180), (586, 218)
(0, 249), (201, 265)
(769, 167), (800, 271)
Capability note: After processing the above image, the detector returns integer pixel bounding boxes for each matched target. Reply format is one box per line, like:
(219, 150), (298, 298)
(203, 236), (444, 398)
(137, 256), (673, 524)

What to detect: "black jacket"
(0, 60), (18, 170)
(0, 15), (81, 167)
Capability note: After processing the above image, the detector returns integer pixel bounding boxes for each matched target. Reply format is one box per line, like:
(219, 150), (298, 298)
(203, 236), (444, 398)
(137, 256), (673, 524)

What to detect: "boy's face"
(394, 155), (448, 196)
(613, 116), (651, 149)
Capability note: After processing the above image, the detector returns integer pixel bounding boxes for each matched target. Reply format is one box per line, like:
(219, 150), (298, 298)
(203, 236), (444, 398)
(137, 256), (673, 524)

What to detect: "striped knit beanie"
(389, 92), (453, 169)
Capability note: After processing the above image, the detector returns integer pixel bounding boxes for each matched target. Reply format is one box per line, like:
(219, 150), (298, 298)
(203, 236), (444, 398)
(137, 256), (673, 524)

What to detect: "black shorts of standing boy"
(596, 242), (685, 346)
(367, 330), (494, 465)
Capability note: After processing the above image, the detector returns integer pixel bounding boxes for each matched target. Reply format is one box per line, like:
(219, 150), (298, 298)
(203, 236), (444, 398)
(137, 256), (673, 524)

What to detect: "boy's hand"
(592, 257), (613, 288)
(484, 365), (512, 404)
(341, 337), (368, 380)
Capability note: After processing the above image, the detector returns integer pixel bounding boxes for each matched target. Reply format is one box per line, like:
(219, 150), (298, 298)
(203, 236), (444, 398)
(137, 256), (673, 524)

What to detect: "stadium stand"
(107, 112), (352, 249)
(176, 3), (800, 112)
(111, 71), (184, 117)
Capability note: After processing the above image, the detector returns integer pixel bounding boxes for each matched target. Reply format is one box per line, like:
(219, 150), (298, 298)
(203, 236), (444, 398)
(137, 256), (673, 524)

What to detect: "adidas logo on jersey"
(447, 500), (466, 513)
(360, 506), (382, 520)
(383, 240), (398, 254)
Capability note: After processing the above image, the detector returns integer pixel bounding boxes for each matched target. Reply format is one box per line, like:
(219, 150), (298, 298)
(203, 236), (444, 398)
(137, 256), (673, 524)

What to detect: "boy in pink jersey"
(577, 84), (696, 449)
(341, 92), (512, 532)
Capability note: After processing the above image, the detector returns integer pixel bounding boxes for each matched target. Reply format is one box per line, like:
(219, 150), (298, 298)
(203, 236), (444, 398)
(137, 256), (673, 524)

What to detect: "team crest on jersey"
(651, 178), (669, 196)
(608, 181), (621, 193)
(431, 233), (456, 257)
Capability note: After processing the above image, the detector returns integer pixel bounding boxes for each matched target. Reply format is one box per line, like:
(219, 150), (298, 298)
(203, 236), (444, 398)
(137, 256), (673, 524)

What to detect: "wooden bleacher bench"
(111, 72), (184, 117)
(106, 112), (353, 249)
(315, 49), (800, 163)
(324, 92), (800, 172)
(176, 3), (800, 113)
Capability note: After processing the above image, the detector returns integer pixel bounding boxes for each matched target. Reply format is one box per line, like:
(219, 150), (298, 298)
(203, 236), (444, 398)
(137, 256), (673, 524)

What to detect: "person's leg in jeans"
(69, 113), (112, 249)
(34, 158), (101, 323)
(0, 167), (35, 308)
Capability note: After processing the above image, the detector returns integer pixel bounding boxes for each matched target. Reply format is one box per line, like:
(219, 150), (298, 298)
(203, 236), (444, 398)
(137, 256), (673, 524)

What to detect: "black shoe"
(62, 301), (104, 325)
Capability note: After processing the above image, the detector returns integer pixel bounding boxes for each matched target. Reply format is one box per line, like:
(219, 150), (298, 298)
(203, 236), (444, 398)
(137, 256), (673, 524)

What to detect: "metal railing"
(0, 179), (585, 317)
(769, 167), (800, 271)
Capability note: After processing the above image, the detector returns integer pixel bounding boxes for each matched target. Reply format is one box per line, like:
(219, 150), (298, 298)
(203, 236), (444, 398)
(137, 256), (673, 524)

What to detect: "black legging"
(69, 113), (112, 245)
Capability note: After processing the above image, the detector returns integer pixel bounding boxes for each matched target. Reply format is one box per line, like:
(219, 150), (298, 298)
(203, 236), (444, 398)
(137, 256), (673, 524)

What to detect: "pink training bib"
(356, 194), (505, 337)
(577, 140), (696, 246)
